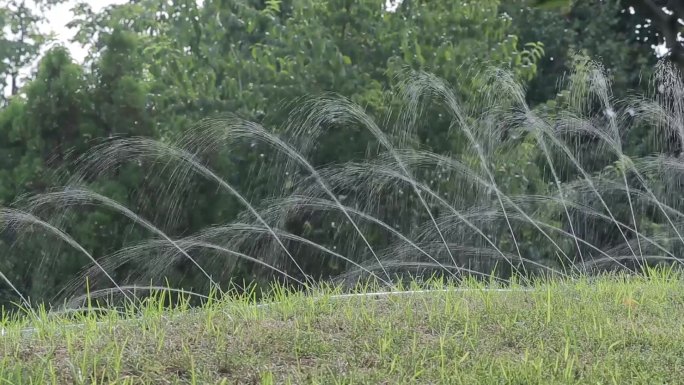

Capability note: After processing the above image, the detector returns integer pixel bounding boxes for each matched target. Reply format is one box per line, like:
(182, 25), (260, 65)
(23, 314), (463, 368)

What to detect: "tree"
(0, 32), (161, 304)
(508, 0), (659, 106)
(0, 0), (549, 305)
(628, 0), (684, 67)
(0, 46), (93, 302)
(532, 0), (683, 69)
(0, 0), (68, 104)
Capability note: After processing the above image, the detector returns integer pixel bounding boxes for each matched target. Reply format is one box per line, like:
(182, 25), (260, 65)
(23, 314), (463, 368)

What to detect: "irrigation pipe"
(1, 287), (535, 338)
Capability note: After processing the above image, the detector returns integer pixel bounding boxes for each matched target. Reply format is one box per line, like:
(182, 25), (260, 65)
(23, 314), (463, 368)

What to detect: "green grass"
(1, 271), (684, 384)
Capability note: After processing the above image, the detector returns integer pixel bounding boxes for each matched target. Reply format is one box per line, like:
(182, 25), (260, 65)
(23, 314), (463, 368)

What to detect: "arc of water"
(403, 73), (526, 273)
(280, 98), (461, 279)
(0, 270), (30, 310)
(1, 209), (129, 303)
(560, 120), (684, 263)
(488, 70), (586, 264)
(394, 150), (579, 272)
(354, 165), (528, 276)
(75, 139), (311, 284)
(274, 196), (461, 280)
(521, 193), (675, 267)
(193, 224), (395, 286)
(215, 120), (393, 282)
(540, 127), (639, 262)
(25, 190), (218, 290)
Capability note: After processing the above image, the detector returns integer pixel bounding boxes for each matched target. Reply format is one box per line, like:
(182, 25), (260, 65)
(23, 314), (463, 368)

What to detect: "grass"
(1, 271), (683, 384)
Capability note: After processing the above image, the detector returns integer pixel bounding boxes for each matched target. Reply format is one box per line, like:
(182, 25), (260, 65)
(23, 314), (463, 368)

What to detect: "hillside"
(1, 273), (683, 384)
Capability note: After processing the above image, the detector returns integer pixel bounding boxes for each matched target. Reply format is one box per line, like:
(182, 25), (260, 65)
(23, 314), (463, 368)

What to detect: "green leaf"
(532, 0), (571, 9)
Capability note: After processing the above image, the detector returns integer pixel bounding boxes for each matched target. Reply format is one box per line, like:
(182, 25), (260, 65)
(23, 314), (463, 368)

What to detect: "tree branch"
(637, 0), (684, 68)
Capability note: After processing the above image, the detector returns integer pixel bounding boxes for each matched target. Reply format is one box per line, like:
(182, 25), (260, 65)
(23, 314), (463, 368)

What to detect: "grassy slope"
(1, 273), (683, 384)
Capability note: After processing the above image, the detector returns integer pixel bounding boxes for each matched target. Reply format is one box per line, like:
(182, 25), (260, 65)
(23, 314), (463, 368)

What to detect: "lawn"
(1, 272), (683, 384)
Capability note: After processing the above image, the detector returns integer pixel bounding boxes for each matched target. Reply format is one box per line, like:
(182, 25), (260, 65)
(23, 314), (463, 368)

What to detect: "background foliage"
(0, 0), (675, 307)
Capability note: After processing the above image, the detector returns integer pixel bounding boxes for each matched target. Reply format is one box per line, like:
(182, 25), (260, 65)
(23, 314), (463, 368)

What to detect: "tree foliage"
(532, 0), (683, 69)
(0, 0), (668, 307)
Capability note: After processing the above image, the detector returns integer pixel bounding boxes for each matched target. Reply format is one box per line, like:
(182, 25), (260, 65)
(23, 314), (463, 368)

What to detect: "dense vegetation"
(0, 0), (680, 310)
